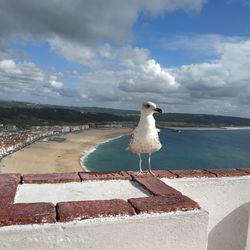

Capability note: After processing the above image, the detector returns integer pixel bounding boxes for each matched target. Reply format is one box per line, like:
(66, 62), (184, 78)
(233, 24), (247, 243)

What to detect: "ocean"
(83, 128), (250, 172)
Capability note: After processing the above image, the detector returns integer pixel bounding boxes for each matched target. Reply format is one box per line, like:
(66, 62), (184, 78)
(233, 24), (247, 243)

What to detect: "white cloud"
(74, 45), (177, 105)
(1, 1), (250, 117)
(0, 59), (21, 74)
(0, 0), (205, 43)
(0, 59), (71, 101)
(70, 35), (250, 117)
(117, 46), (150, 67)
(164, 34), (244, 58)
(49, 38), (152, 69)
(0, 0), (206, 70)
(142, 59), (176, 86)
(142, 0), (206, 15)
(49, 76), (64, 90)
(0, 59), (45, 93)
(173, 37), (250, 90)
(164, 36), (250, 116)
(0, 0), (205, 107)
(49, 36), (100, 68)
(2, 35), (249, 117)
(119, 59), (177, 93)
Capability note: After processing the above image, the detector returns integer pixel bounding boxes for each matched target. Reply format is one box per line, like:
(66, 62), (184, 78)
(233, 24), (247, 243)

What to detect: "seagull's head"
(141, 101), (162, 115)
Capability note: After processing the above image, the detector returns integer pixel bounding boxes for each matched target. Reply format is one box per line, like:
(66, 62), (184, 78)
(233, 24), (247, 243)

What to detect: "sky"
(0, 0), (250, 117)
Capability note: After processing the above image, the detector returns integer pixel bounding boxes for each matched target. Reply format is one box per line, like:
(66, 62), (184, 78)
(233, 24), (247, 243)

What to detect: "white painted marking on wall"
(15, 180), (150, 204)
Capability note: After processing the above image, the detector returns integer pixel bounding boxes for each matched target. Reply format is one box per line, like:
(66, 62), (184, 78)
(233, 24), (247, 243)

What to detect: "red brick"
(153, 170), (178, 178)
(127, 171), (149, 177)
(23, 172), (80, 183)
(236, 168), (250, 175)
(169, 169), (216, 178)
(0, 173), (21, 183)
(0, 174), (21, 205)
(205, 169), (249, 177)
(128, 170), (177, 179)
(56, 199), (135, 222)
(128, 195), (200, 214)
(133, 177), (181, 196)
(79, 171), (131, 181)
(0, 203), (56, 227)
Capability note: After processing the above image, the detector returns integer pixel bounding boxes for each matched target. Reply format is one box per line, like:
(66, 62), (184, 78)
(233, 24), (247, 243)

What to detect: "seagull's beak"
(154, 107), (162, 113)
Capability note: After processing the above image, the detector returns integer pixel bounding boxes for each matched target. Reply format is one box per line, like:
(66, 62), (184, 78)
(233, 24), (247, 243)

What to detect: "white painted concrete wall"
(162, 176), (250, 250)
(0, 210), (208, 250)
(15, 180), (150, 204)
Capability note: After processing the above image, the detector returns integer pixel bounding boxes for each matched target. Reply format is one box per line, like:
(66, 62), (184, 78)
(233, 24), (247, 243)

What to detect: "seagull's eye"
(144, 104), (150, 108)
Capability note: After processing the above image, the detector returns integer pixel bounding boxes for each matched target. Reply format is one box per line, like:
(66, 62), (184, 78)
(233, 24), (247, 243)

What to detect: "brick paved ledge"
(156, 168), (250, 178)
(79, 171), (131, 181)
(0, 168), (249, 227)
(0, 203), (56, 227)
(205, 168), (250, 177)
(56, 199), (135, 222)
(128, 195), (200, 214)
(23, 172), (81, 183)
(133, 176), (182, 196)
(0, 174), (21, 205)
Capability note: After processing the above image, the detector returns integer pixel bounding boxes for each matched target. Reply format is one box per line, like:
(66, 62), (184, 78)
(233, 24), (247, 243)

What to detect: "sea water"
(83, 128), (250, 172)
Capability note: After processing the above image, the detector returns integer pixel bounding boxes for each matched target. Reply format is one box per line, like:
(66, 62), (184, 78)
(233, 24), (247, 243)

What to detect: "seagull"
(128, 101), (162, 176)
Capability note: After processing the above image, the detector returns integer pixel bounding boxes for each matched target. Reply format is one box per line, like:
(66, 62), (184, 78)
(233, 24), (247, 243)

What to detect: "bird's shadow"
(130, 180), (152, 196)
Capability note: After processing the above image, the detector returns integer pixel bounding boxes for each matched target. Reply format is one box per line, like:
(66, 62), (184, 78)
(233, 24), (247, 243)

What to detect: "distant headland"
(1, 99), (250, 129)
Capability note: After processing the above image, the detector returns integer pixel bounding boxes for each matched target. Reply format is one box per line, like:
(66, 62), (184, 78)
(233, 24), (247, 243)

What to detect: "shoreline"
(0, 128), (131, 174)
(80, 134), (126, 172)
(164, 126), (250, 130)
(1, 126), (249, 174)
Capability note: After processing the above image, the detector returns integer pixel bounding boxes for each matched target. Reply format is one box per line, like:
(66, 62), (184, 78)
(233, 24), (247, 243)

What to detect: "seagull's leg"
(148, 153), (155, 176)
(136, 153), (143, 176)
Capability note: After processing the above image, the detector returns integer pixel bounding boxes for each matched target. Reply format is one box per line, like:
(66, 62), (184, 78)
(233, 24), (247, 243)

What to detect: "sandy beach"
(0, 128), (131, 174)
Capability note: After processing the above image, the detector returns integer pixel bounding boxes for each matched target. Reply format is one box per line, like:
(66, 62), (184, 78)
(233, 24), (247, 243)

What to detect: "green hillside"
(1, 100), (250, 128)
(0, 106), (129, 128)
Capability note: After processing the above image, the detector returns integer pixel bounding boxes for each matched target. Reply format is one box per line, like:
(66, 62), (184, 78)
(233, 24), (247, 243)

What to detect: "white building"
(62, 126), (70, 133)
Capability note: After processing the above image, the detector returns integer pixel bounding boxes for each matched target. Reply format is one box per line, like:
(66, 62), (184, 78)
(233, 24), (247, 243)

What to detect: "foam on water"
(80, 134), (125, 171)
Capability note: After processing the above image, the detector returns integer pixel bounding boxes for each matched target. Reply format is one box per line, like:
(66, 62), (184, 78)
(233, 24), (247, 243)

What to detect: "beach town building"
(70, 126), (81, 132)
(88, 122), (96, 128)
(81, 124), (90, 130)
(96, 124), (120, 128)
(4, 124), (17, 131)
(31, 126), (40, 130)
(0, 131), (52, 158)
(0, 124), (90, 159)
(62, 126), (70, 133)
(96, 122), (123, 128)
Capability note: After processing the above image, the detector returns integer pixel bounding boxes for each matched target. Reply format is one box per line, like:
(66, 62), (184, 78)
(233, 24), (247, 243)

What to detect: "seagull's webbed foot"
(136, 171), (144, 176)
(148, 170), (156, 176)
